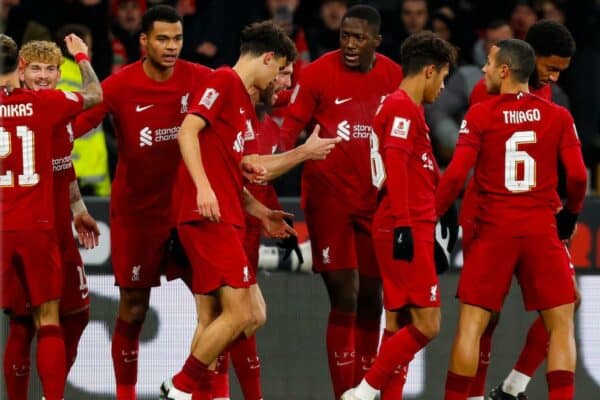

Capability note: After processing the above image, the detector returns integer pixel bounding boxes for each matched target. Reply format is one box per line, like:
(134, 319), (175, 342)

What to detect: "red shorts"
(373, 224), (440, 310)
(1, 231), (62, 313)
(111, 218), (171, 288)
(57, 225), (89, 314)
(459, 230), (576, 311)
(178, 222), (255, 295)
(244, 227), (261, 275)
(304, 192), (379, 278)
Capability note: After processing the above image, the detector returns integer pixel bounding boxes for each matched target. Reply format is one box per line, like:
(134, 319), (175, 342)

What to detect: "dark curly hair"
(525, 19), (575, 58)
(0, 34), (19, 74)
(240, 21), (297, 62)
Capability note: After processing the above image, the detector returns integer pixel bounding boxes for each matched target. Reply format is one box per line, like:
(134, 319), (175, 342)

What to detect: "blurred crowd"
(2, 0), (599, 195)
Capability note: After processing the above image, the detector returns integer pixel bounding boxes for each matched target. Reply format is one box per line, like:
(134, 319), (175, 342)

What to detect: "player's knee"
(574, 289), (582, 311)
(124, 304), (149, 324)
(33, 300), (60, 328)
(413, 311), (441, 340)
(330, 289), (358, 313)
(254, 305), (267, 329)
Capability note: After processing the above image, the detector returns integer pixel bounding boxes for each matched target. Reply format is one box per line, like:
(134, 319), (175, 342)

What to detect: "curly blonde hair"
(18, 40), (62, 67)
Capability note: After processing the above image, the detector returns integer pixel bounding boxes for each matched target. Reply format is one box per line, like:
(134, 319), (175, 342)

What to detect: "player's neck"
(232, 58), (257, 92)
(399, 77), (424, 105)
(142, 58), (175, 82)
(0, 72), (20, 89)
(500, 80), (530, 95)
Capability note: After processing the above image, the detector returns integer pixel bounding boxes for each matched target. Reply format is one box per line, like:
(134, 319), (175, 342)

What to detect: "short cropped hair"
(240, 21), (297, 62)
(342, 5), (381, 34)
(19, 40), (62, 67)
(525, 19), (575, 58)
(495, 39), (536, 83)
(400, 30), (457, 76)
(141, 5), (183, 34)
(0, 34), (19, 74)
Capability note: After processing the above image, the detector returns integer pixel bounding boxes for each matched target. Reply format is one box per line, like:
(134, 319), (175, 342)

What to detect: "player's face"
(18, 61), (60, 91)
(140, 21), (183, 70)
(256, 53), (287, 91)
(261, 62), (293, 106)
(483, 45), (503, 94)
(424, 63), (449, 104)
(535, 55), (570, 85)
(339, 17), (381, 71)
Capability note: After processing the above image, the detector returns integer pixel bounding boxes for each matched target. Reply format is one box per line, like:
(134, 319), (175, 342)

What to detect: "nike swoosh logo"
(336, 361), (353, 366)
(136, 104), (154, 112)
(334, 97), (352, 105)
(81, 290), (89, 299)
(123, 357), (138, 363)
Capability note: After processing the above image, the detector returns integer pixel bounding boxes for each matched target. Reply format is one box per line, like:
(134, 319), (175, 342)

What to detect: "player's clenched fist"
(196, 185), (221, 222)
(64, 33), (89, 58)
(302, 124), (341, 160)
(393, 226), (414, 262)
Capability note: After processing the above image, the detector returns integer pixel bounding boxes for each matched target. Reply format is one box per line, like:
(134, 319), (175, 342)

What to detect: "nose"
(548, 72), (559, 83)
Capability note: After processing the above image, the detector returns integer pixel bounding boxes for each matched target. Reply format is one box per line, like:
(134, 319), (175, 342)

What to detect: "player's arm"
(69, 178), (100, 249)
(435, 145), (478, 217)
(64, 34), (102, 110)
(279, 71), (319, 151)
(555, 112), (588, 239)
(242, 125), (340, 181)
(242, 188), (296, 238)
(177, 113), (221, 221)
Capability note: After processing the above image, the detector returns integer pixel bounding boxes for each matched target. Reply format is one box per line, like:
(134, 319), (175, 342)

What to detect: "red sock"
(230, 334), (262, 400)
(380, 328), (408, 400)
(514, 317), (548, 376)
(3, 317), (35, 400)
(61, 309), (89, 374)
(37, 325), (66, 400)
(173, 355), (211, 394)
(365, 324), (429, 389)
(547, 370), (574, 400)
(445, 371), (474, 400)
(469, 319), (497, 396)
(111, 318), (143, 400)
(327, 310), (356, 398)
(211, 351), (230, 398)
(354, 316), (380, 385)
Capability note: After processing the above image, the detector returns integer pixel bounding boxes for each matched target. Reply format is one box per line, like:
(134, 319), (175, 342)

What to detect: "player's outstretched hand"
(196, 185), (221, 222)
(555, 208), (578, 240)
(74, 212), (100, 249)
(277, 217), (304, 264)
(439, 203), (458, 252)
(64, 33), (89, 58)
(303, 124), (341, 160)
(241, 161), (268, 184)
(434, 239), (449, 274)
(393, 226), (414, 262)
(261, 210), (297, 239)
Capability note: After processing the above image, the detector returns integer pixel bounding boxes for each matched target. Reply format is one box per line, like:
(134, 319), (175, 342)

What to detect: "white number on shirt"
(505, 130), (536, 192)
(370, 132), (386, 189)
(0, 125), (39, 188)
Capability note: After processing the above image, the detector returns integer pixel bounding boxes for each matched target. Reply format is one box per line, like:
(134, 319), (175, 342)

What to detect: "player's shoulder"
(176, 59), (212, 77)
(374, 52), (402, 72)
(106, 60), (143, 82)
(302, 50), (341, 74)
(384, 89), (417, 112)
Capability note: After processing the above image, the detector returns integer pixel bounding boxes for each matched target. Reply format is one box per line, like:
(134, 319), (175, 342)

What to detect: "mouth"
(163, 55), (177, 63)
(343, 52), (360, 65)
(35, 81), (50, 89)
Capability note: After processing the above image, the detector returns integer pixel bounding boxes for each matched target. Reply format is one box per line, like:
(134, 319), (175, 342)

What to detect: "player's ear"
(139, 32), (147, 48)
(424, 64), (435, 79)
(263, 51), (275, 65)
(373, 34), (382, 48)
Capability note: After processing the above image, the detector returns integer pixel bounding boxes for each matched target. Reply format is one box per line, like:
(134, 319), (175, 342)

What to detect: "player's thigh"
(518, 233), (576, 311)
(458, 235), (520, 312)
(373, 228), (439, 311)
(178, 222), (255, 295)
(354, 214), (380, 278)
(304, 194), (357, 272)
(59, 231), (90, 315)
(111, 219), (171, 288)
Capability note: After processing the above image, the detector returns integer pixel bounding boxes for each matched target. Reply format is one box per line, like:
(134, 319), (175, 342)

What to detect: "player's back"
(468, 92), (575, 235)
(1, 88), (82, 231)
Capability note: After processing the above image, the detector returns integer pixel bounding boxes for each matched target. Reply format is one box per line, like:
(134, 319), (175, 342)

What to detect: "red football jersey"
(244, 113), (281, 156)
(73, 60), (211, 224)
(281, 50), (403, 215)
(176, 67), (256, 228)
(469, 78), (552, 105)
(0, 88), (83, 231)
(52, 122), (77, 235)
(372, 89), (440, 230)
(456, 92), (580, 235)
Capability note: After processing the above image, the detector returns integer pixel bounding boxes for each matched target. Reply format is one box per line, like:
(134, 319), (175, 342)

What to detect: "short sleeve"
(378, 98), (418, 154)
(558, 107), (581, 150)
(42, 89), (84, 126)
(189, 70), (231, 126)
(455, 105), (483, 149)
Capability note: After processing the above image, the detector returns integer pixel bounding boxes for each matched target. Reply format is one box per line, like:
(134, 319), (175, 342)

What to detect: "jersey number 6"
(505, 130), (536, 193)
